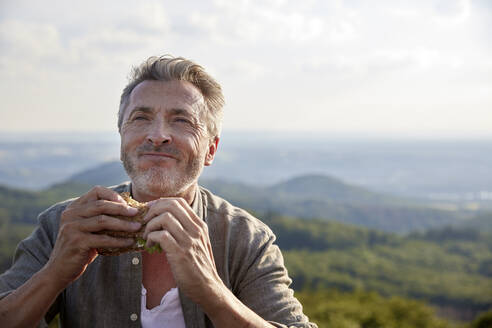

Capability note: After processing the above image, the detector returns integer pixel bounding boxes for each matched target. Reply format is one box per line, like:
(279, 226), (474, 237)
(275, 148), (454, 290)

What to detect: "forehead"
(126, 80), (205, 116)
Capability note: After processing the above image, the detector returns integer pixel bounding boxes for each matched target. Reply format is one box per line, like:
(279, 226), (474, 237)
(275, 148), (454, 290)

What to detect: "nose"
(146, 122), (171, 146)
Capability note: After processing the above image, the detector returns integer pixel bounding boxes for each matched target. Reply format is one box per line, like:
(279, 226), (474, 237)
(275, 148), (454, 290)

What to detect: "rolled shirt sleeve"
(0, 201), (68, 326)
(229, 220), (317, 328)
(203, 188), (318, 328)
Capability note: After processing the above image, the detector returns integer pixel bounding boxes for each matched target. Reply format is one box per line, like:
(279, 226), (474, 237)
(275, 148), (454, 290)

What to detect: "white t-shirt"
(141, 285), (186, 328)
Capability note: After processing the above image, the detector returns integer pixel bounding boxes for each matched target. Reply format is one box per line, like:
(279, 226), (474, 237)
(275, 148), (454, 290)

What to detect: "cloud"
(115, 2), (170, 34)
(0, 0), (491, 136)
(220, 59), (269, 80)
(367, 47), (440, 72)
(0, 1), (176, 76)
(0, 20), (62, 58)
(184, 0), (358, 45)
(433, 0), (471, 24)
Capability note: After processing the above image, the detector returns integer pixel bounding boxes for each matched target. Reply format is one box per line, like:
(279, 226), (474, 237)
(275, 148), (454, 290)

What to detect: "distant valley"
(2, 133), (492, 207)
(2, 159), (487, 233)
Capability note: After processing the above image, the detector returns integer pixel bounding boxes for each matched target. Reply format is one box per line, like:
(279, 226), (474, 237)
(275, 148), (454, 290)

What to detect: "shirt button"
(130, 313), (138, 321)
(132, 257), (140, 265)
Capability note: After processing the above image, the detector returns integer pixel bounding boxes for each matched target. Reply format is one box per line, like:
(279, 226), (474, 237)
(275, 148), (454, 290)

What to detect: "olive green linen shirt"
(0, 182), (317, 328)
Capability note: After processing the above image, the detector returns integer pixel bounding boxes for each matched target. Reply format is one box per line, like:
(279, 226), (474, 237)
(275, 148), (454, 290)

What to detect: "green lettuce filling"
(136, 237), (163, 254)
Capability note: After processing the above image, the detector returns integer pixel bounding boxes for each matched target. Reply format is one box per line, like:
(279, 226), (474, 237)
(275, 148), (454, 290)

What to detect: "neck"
(131, 181), (198, 204)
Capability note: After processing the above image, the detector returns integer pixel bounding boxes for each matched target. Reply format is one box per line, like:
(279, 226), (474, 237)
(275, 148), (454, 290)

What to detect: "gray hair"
(118, 55), (225, 138)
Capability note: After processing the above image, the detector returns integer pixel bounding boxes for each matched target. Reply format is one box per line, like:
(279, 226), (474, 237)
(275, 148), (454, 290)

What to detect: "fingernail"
(128, 207), (138, 214)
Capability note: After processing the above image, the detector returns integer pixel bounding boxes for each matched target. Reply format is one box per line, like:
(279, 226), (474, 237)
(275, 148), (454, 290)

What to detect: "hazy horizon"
(2, 129), (492, 142)
(1, 131), (492, 203)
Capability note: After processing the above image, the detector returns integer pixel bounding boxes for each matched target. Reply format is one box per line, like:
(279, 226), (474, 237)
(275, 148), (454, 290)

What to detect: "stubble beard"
(121, 148), (204, 198)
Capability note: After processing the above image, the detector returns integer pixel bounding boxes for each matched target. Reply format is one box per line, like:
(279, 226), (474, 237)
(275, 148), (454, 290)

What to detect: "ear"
(119, 131), (124, 162)
(204, 136), (219, 166)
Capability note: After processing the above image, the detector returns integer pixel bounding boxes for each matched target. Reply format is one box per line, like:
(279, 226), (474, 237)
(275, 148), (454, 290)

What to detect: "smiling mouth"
(139, 153), (177, 160)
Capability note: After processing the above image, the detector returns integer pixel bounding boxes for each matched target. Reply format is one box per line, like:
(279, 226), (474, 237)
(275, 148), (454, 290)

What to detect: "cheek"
(120, 130), (143, 152)
(187, 132), (207, 155)
(178, 126), (206, 152)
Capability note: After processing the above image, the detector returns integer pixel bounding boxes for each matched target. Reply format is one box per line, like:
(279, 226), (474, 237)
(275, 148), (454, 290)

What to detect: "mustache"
(136, 144), (181, 158)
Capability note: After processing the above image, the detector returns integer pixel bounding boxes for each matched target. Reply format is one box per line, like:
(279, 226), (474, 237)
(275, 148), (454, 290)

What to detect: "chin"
(131, 167), (193, 198)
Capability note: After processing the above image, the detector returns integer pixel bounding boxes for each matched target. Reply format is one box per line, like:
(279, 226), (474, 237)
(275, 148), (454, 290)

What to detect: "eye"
(175, 117), (192, 124)
(133, 115), (148, 121)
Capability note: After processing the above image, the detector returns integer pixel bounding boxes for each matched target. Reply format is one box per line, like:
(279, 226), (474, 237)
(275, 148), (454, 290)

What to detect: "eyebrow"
(128, 106), (154, 116)
(168, 108), (194, 117)
(127, 106), (197, 120)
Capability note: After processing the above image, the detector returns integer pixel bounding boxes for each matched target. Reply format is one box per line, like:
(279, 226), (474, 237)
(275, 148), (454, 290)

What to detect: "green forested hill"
(204, 178), (470, 233)
(456, 212), (492, 232)
(263, 214), (492, 321)
(44, 160), (474, 232)
(0, 183), (92, 271)
(297, 289), (452, 328)
(267, 174), (396, 203)
(1, 178), (490, 325)
(2, 212), (490, 325)
(296, 289), (492, 328)
(0, 183), (90, 225)
(0, 174), (471, 233)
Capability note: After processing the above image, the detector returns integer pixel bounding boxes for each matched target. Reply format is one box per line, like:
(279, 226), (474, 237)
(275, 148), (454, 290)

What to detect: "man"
(0, 55), (317, 328)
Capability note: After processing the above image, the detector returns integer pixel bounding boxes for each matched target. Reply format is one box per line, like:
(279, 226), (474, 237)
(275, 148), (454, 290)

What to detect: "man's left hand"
(142, 198), (224, 309)
(142, 197), (276, 328)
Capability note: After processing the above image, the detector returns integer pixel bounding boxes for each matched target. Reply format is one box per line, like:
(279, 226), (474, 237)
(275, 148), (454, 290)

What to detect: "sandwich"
(96, 192), (161, 256)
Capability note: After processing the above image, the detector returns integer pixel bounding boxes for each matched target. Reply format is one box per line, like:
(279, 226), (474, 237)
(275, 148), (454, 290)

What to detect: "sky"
(0, 0), (491, 138)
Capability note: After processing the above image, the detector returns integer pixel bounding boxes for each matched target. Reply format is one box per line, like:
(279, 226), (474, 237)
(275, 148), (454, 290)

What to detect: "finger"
(146, 230), (178, 253)
(77, 215), (142, 233)
(206, 241), (217, 268)
(172, 198), (206, 232)
(174, 198), (203, 226)
(143, 198), (179, 222)
(75, 186), (127, 205)
(70, 199), (138, 218)
(83, 233), (136, 249)
(143, 213), (188, 245)
(87, 249), (99, 265)
(144, 198), (201, 234)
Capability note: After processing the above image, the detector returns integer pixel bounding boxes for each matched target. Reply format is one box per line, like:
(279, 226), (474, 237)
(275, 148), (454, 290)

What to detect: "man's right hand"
(0, 186), (142, 328)
(45, 186), (141, 287)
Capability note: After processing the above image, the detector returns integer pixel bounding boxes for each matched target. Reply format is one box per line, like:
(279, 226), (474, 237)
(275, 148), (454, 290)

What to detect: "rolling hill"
(263, 214), (492, 321)
(0, 164), (490, 323)
(1, 160), (472, 233)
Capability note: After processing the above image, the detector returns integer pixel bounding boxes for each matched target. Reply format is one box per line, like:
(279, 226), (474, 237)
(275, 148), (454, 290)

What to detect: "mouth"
(139, 152), (177, 160)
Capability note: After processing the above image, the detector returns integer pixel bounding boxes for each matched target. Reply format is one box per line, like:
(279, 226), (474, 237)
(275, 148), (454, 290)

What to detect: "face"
(120, 80), (218, 201)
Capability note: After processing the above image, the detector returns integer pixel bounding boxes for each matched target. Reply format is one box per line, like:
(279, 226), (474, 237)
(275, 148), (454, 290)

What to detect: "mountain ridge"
(23, 160), (470, 233)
